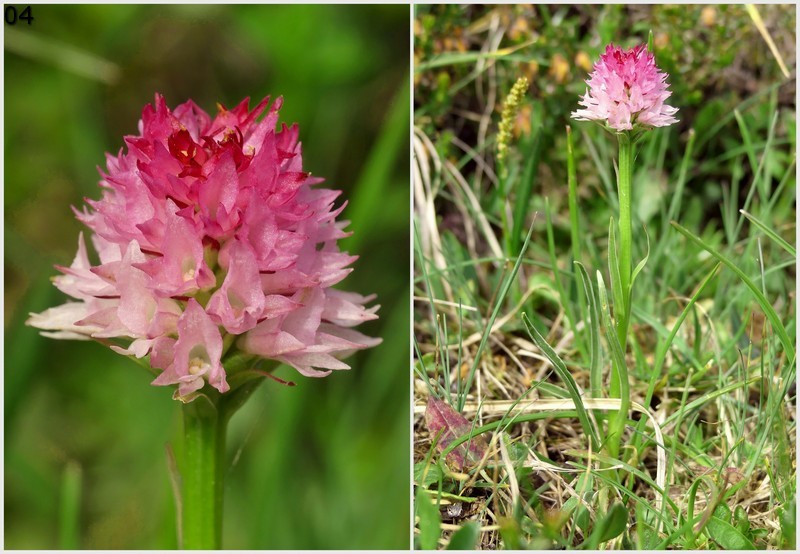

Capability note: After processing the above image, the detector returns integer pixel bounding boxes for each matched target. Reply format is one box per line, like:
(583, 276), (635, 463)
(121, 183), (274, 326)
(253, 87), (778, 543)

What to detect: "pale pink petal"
(172, 298), (228, 393)
(571, 44), (678, 130)
(276, 352), (351, 377)
(115, 241), (157, 336)
(206, 239), (265, 334)
(322, 289), (380, 327)
(138, 200), (216, 296)
(26, 302), (100, 339)
(110, 338), (155, 358)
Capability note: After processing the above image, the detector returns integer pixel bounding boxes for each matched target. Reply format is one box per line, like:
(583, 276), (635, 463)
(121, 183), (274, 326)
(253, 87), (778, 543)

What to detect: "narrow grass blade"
(414, 222), (442, 330)
(671, 221), (794, 361)
(521, 313), (600, 450)
(346, 77), (409, 252)
(630, 224), (650, 289)
(653, 129), (695, 273)
(632, 262), (721, 454)
(510, 132), (542, 255)
(431, 397), (666, 515)
(5, 27), (120, 84)
(566, 125), (581, 263)
(58, 461), (82, 550)
(695, 80), (785, 150)
(438, 410), (579, 461)
(662, 376), (760, 428)
(733, 109), (759, 177)
(732, 111), (779, 241)
(165, 443), (183, 549)
(576, 460), (673, 530)
(667, 128), (695, 223)
(766, 155), (796, 215)
(740, 209), (796, 256)
(459, 220), (536, 411)
(583, 129), (615, 205)
(575, 263), (602, 401)
(414, 38), (538, 72)
(745, 4), (791, 78)
(545, 198), (581, 355)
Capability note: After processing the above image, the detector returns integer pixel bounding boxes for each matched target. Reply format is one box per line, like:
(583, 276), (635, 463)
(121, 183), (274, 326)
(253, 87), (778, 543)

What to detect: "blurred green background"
(5, 4), (409, 549)
(413, 5), (795, 549)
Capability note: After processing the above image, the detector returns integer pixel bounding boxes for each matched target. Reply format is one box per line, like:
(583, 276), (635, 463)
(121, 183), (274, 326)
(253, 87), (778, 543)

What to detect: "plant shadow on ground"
(413, 4), (796, 550)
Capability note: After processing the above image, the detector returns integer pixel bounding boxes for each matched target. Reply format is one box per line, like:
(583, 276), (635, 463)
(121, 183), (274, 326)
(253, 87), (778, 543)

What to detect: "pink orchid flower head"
(572, 43), (679, 132)
(28, 94), (381, 402)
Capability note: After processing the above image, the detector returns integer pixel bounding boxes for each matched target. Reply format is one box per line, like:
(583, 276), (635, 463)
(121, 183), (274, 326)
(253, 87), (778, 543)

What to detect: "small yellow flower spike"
(496, 76), (529, 167)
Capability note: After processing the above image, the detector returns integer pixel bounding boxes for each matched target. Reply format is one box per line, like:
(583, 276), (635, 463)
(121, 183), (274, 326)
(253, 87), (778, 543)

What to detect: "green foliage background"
(4, 4), (409, 549)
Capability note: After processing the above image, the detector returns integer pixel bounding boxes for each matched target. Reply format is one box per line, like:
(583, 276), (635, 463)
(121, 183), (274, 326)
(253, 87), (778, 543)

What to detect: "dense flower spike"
(28, 94), (380, 401)
(496, 76), (529, 165)
(572, 44), (678, 131)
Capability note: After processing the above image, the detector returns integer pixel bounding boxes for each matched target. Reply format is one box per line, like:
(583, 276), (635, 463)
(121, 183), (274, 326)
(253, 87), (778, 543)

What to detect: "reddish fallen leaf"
(425, 396), (488, 471)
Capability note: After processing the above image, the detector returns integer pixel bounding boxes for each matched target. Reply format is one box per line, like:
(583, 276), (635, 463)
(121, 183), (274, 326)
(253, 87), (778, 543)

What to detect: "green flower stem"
(607, 132), (634, 461)
(181, 397), (226, 550)
(616, 132), (633, 343)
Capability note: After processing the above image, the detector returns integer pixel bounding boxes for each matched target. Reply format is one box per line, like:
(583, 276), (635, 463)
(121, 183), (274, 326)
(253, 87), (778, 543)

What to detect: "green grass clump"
(413, 4), (795, 550)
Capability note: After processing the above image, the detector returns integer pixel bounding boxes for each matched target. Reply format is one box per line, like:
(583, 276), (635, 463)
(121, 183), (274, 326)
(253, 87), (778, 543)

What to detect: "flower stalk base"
(181, 397), (226, 550)
(607, 133), (634, 462)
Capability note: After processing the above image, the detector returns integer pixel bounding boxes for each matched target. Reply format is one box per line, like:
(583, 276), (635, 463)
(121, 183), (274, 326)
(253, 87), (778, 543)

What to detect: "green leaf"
(595, 271), (631, 447)
(521, 313), (600, 450)
(220, 377), (264, 419)
(607, 219), (625, 325)
(706, 515), (756, 550)
(584, 502), (628, 548)
(780, 499), (796, 549)
(734, 506), (751, 535)
(414, 461), (444, 488)
(416, 487), (442, 550)
(598, 503), (630, 544)
(447, 521), (481, 550)
(713, 502), (732, 521)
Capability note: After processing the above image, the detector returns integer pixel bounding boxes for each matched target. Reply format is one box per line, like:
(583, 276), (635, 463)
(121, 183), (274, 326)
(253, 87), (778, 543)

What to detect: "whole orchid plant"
(571, 43), (678, 462)
(27, 94), (380, 548)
